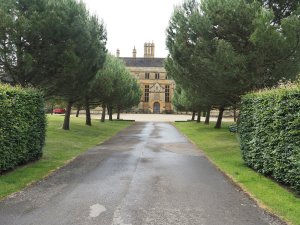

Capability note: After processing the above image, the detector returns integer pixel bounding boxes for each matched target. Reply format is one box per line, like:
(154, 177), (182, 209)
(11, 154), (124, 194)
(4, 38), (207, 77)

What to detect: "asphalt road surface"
(0, 122), (284, 225)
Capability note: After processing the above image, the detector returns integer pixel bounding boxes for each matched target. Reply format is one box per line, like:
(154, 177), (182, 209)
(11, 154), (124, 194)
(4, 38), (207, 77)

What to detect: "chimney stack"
(144, 43), (147, 58)
(148, 42), (151, 56)
(151, 42), (155, 57)
(144, 42), (155, 58)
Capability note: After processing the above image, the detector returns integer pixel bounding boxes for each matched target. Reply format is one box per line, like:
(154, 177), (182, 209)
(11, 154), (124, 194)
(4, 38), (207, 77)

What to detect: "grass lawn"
(175, 122), (300, 225)
(0, 115), (132, 199)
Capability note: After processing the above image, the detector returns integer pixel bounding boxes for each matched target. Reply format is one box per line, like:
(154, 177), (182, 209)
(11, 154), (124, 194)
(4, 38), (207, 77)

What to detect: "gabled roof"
(120, 57), (165, 68)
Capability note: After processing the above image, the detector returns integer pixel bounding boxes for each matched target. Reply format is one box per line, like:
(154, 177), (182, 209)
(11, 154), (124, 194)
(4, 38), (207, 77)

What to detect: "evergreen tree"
(89, 54), (140, 122)
(0, 0), (107, 130)
(45, 0), (107, 130)
(166, 0), (300, 128)
(258, 0), (300, 24)
(0, 0), (51, 87)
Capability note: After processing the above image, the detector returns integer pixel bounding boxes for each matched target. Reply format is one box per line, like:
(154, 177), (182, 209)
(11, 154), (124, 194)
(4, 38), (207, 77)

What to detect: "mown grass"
(175, 122), (300, 225)
(0, 115), (132, 199)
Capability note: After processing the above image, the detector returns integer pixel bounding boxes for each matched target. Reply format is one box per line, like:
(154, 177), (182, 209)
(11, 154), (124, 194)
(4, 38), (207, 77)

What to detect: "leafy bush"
(0, 84), (46, 172)
(239, 85), (300, 193)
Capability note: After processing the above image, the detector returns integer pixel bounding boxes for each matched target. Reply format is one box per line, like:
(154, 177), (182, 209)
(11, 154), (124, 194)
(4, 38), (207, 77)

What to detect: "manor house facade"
(118, 43), (175, 113)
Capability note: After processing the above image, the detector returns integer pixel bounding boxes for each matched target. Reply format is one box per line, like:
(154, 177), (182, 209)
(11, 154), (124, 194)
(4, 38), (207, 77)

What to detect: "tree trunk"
(101, 104), (106, 122)
(62, 101), (73, 130)
(76, 107), (80, 117)
(215, 106), (225, 129)
(197, 111), (201, 123)
(233, 109), (237, 122)
(85, 98), (91, 126)
(191, 111), (196, 121)
(107, 106), (110, 115)
(109, 106), (113, 121)
(51, 104), (54, 115)
(117, 108), (121, 120)
(205, 110), (210, 125)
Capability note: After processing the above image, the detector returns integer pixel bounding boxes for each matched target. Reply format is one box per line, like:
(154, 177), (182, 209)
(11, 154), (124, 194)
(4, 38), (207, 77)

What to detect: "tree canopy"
(91, 54), (141, 122)
(258, 0), (300, 23)
(166, 0), (300, 127)
(0, 0), (108, 130)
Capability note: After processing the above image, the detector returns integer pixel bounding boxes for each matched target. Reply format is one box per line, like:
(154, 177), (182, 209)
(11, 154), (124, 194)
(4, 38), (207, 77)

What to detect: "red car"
(53, 108), (66, 114)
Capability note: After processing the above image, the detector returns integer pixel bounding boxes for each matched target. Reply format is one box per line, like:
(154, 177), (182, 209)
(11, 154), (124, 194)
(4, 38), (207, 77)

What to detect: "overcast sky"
(81, 0), (182, 58)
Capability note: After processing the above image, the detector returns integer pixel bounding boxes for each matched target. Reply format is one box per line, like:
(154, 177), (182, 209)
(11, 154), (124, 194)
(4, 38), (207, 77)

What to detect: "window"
(155, 73), (160, 79)
(144, 85), (149, 102)
(165, 85), (170, 103)
(145, 72), (149, 79)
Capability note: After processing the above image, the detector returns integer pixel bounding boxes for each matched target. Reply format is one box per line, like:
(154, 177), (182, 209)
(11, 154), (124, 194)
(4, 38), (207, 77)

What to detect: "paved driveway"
(0, 122), (283, 225)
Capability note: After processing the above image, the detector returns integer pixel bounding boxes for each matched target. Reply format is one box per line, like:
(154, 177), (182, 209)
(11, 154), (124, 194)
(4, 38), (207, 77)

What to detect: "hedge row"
(239, 85), (300, 193)
(0, 84), (46, 172)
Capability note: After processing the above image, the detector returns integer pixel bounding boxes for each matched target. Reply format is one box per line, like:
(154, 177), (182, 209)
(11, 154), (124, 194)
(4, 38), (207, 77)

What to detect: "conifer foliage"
(0, 0), (141, 130)
(166, 0), (300, 128)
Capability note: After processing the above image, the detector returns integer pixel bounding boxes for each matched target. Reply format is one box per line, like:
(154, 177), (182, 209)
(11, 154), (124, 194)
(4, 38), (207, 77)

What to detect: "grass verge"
(174, 122), (300, 225)
(0, 115), (132, 199)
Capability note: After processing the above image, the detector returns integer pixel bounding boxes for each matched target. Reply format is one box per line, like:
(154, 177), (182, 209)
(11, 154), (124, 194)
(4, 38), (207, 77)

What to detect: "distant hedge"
(239, 85), (300, 193)
(0, 84), (46, 172)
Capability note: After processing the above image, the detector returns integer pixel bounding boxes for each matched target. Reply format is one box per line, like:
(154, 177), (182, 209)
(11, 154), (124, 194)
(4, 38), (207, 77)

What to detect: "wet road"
(0, 122), (283, 225)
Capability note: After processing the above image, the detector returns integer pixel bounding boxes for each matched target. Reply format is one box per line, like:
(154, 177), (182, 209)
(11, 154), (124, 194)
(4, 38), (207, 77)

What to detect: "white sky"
(81, 0), (183, 58)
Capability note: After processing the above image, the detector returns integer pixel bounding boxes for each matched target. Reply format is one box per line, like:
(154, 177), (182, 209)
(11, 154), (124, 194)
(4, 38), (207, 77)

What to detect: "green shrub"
(0, 84), (46, 172)
(239, 85), (300, 193)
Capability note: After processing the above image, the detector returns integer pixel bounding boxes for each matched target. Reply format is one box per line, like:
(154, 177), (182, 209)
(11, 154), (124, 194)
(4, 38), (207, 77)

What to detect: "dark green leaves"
(239, 86), (300, 193)
(0, 84), (46, 172)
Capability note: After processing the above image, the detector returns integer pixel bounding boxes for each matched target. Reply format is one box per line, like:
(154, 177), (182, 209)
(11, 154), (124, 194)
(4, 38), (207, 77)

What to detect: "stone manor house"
(118, 42), (175, 113)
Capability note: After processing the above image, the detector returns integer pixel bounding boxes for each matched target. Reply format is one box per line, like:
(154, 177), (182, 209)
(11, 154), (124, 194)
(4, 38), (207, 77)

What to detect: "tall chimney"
(132, 46), (137, 58)
(151, 42), (155, 58)
(148, 42), (151, 56)
(144, 42), (154, 58)
(146, 42), (149, 57)
(116, 49), (120, 57)
(144, 43), (147, 58)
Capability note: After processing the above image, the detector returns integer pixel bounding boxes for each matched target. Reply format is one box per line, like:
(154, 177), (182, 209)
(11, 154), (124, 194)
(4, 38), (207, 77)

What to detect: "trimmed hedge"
(0, 84), (46, 172)
(239, 85), (300, 193)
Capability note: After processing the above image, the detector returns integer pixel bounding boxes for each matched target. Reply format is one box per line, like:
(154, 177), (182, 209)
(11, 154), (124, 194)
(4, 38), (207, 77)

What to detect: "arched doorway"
(153, 102), (160, 114)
